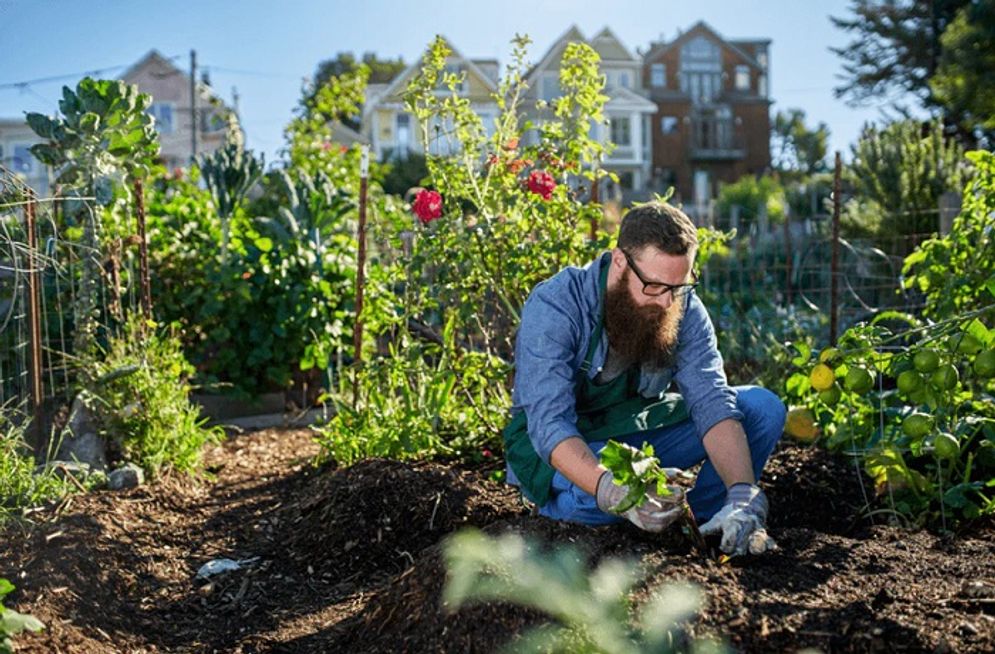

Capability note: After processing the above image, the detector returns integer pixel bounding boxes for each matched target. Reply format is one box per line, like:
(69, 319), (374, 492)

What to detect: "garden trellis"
(0, 165), (149, 444)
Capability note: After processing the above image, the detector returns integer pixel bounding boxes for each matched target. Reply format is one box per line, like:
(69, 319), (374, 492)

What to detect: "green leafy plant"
(0, 579), (44, 654)
(26, 77), (161, 355)
(0, 408), (76, 526)
(198, 113), (264, 263)
(599, 441), (675, 513)
(443, 529), (723, 654)
(79, 313), (223, 474)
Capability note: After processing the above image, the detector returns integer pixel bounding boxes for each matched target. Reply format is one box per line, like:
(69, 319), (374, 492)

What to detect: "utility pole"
(190, 49), (198, 161)
(232, 86), (240, 118)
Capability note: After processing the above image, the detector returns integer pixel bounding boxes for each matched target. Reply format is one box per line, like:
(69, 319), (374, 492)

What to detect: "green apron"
(503, 259), (689, 506)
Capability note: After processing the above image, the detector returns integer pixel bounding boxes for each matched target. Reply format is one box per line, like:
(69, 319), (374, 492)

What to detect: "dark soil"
(2, 427), (993, 653)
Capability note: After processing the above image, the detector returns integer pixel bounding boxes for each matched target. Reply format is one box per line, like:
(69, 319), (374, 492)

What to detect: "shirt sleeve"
(672, 292), (743, 438)
(512, 286), (583, 464)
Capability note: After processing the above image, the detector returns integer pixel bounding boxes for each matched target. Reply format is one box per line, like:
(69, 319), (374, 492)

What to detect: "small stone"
(958, 622), (979, 637)
(108, 463), (144, 490)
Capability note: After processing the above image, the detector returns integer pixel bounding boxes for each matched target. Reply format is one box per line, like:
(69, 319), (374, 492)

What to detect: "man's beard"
(603, 268), (684, 370)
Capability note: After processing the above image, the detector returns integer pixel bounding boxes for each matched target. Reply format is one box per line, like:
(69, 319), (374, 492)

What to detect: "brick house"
(642, 21), (771, 220)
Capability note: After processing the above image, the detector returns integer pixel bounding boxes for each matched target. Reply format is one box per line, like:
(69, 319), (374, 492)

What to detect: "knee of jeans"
(736, 386), (786, 445)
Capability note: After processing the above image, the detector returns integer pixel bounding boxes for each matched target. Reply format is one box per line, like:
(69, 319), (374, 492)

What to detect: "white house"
(361, 37), (500, 161)
(524, 26), (657, 196)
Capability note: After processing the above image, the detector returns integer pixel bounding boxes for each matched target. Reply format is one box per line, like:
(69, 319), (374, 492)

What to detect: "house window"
(759, 74), (768, 98)
(541, 72), (561, 101)
(12, 144), (33, 174)
(650, 63), (666, 87)
(660, 116), (679, 134)
(610, 116), (631, 146)
(680, 36), (722, 104)
(396, 113), (411, 153)
(617, 71), (630, 89)
(734, 66), (750, 91)
(149, 102), (175, 134)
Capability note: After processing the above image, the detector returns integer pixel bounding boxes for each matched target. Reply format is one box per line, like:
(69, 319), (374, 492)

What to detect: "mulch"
(2, 427), (993, 653)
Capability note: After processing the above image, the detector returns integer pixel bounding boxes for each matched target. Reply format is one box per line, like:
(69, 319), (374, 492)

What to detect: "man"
(503, 202), (786, 555)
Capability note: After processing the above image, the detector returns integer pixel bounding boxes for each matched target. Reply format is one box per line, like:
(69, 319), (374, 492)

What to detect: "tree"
(931, 1), (995, 137)
(830, 0), (969, 110)
(303, 52), (406, 129)
(771, 109), (830, 179)
(848, 119), (966, 238)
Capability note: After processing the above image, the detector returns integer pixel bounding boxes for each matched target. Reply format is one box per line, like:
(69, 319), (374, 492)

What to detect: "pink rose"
(412, 189), (443, 225)
(527, 170), (556, 201)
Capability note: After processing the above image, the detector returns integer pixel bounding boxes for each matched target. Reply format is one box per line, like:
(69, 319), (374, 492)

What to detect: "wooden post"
(783, 205), (793, 305)
(25, 194), (44, 442)
(830, 151), (842, 346)
(353, 146), (370, 408)
(133, 179), (153, 320)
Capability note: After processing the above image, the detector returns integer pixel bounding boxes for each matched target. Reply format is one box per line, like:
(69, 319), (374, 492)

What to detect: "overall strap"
(579, 256), (610, 375)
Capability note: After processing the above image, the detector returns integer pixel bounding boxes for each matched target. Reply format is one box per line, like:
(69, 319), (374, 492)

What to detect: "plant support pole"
(133, 179), (153, 320)
(830, 151), (842, 346)
(353, 146), (369, 409)
(25, 194), (44, 442)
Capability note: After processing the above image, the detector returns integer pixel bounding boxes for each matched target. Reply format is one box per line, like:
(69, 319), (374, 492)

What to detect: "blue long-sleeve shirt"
(506, 252), (743, 487)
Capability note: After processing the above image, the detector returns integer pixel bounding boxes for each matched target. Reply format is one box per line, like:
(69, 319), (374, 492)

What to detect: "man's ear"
(610, 247), (626, 270)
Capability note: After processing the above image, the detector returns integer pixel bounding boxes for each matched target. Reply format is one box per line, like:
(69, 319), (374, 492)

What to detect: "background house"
(362, 38), (500, 162)
(525, 26), (657, 203)
(643, 21), (772, 221)
(120, 50), (236, 170)
(0, 118), (50, 196)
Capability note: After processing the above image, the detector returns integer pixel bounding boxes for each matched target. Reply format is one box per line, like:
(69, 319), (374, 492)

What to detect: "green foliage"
(0, 578), (44, 654)
(443, 529), (722, 654)
(903, 151), (995, 321)
(848, 119), (967, 238)
(380, 152), (429, 196)
(26, 77), (160, 185)
(79, 313), (223, 474)
(148, 168), (358, 398)
(716, 175), (786, 227)
(784, 162), (995, 528)
(25, 77), (163, 357)
(0, 411), (75, 526)
(931, 1), (995, 135)
(304, 52), (406, 128)
(771, 109), (830, 179)
(198, 113), (264, 262)
(830, 0), (969, 110)
(318, 317), (509, 465)
(599, 441), (674, 512)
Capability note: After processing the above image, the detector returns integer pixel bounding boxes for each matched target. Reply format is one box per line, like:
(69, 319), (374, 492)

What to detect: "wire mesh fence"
(0, 165), (146, 443)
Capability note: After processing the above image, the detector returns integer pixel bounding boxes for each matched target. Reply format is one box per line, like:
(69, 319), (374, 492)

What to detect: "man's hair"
(617, 202), (698, 256)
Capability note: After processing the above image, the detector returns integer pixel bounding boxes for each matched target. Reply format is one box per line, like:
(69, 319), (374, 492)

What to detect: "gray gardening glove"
(595, 470), (685, 533)
(699, 483), (777, 556)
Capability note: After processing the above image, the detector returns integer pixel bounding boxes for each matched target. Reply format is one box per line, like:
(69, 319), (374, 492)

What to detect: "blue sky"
(0, 0), (902, 165)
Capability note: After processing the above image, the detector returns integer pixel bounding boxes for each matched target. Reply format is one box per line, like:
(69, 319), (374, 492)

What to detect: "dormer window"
(679, 36), (722, 104)
(734, 65), (750, 92)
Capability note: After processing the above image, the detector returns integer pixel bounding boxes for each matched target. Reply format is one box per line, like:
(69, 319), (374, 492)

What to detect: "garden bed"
(2, 427), (993, 653)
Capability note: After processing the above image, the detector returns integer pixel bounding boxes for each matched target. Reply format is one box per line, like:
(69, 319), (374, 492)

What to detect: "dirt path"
(2, 427), (994, 653)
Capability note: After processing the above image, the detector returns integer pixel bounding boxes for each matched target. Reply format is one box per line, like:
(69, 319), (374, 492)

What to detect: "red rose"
(527, 170), (557, 201)
(412, 189), (443, 225)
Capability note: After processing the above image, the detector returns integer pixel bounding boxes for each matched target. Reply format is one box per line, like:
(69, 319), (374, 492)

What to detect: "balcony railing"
(690, 118), (745, 160)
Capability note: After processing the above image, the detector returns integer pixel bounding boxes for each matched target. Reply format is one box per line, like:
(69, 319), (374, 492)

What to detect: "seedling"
(600, 441), (710, 555)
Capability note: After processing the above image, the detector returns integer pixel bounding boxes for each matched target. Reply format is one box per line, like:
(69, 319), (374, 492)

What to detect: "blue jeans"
(537, 385), (786, 525)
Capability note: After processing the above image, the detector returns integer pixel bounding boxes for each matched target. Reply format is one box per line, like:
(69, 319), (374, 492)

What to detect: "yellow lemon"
(785, 407), (820, 443)
(809, 363), (836, 392)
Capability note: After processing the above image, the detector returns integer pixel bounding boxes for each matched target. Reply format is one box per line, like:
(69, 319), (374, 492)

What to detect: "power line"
(0, 55), (183, 91)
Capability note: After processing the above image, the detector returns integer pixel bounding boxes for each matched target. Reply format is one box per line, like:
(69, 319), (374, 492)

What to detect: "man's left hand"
(699, 483), (777, 556)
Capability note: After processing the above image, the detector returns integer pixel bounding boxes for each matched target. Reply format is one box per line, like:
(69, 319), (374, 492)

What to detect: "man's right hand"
(595, 470), (685, 533)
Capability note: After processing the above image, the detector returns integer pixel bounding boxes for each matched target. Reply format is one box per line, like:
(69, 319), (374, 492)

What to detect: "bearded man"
(503, 202), (786, 555)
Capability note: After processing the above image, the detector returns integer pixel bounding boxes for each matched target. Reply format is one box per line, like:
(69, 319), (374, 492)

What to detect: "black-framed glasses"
(622, 250), (699, 298)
